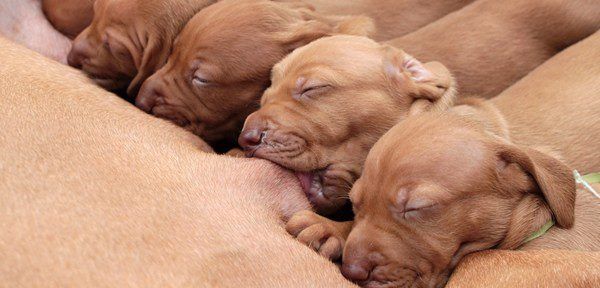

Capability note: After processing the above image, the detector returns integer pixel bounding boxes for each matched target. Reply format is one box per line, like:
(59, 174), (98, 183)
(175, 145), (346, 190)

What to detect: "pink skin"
(0, 0), (71, 64)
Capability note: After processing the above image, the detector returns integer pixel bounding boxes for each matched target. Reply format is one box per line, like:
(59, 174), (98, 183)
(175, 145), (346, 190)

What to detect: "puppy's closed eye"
(103, 35), (129, 59)
(391, 188), (438, 221)
(192, 70), (212, 88)
(297, 84), (331, 99)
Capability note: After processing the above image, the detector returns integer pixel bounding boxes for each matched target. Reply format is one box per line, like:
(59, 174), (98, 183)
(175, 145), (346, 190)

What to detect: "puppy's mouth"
(294, 169), (348, 215)
(359, 267), (422, 288)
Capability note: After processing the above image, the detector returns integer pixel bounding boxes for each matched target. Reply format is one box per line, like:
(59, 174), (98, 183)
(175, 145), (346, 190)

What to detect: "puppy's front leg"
(286, 210), (353, 261)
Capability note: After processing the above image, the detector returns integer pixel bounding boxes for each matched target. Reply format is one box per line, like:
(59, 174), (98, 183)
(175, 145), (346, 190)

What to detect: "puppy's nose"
(135, 78), (161, 113)
(238, 129), (264, 149)
(68, 37), (94, 68)
(238, 113), (267, 152)
(341, 262), (372, 282)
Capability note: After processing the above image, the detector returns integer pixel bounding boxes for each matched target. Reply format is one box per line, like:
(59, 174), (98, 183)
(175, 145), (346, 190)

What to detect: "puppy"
(136, 0), (374, 145)
(391, 0), (600, 98)
(239, 0), (600, 215)
(68, 0), (216, 97)
(334, 31), (600, 287)
(278, 0), (474, 41)
(42, 0), (95, 38)
(239, 36), (456, 215)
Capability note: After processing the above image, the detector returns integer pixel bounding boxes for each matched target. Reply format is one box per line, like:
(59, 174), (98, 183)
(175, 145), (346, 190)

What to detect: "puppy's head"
(135, 0), (373, 145)
(68, 0), (214, 97)
(342, 112), (576, 287)
(239, 35), (455, 214)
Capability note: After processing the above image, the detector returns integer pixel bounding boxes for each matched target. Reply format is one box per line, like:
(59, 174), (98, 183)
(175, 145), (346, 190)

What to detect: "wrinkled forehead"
(363, 115), (492, 196)
(94, 0), (137, 24)
(172, 1), (293, 68)
(272, 36), (385, 83)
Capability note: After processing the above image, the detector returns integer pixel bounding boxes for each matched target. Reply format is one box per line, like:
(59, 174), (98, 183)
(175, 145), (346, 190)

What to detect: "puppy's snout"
(341, 262), (371, 282)
(239, 129), (264, 148)
(136, 78), (163, 113)
(68, 39), (92, 68)
(238, 113), (267, 153)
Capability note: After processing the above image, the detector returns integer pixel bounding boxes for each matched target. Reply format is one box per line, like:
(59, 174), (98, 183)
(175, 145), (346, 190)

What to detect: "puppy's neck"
(451, 97), (510, 140)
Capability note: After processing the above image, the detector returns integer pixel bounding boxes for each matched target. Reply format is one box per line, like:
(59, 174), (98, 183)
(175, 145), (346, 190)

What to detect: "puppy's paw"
(286, 210), (352, 261)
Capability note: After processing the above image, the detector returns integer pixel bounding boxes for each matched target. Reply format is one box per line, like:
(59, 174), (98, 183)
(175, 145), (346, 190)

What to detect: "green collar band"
(522, 171), (599, 245)
(523, 220), (555, 244)
(574, 170), (600, 198)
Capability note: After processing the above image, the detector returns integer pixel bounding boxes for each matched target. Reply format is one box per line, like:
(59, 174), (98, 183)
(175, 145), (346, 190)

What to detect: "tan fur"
(449, 250), (600, 287)
(389, 0), (600, 98)
(135, 0), (373, 145)
(0, 37), (361, 288)
(278, 0), (474, 41)
(68, 0), (216, 97)
(42, 0), (94, 38)
(340, 32), (600, 287)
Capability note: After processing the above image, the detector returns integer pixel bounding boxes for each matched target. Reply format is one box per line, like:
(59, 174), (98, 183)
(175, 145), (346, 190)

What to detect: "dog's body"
(283, 0), (473, 41)
(339, 31), (600, 287)
(449, 249), (600, 287)
(0, 0), (71, 64)
(0, 37), (359, 288)
(388, 0), (600, 98)
(42, 0), (94, 38)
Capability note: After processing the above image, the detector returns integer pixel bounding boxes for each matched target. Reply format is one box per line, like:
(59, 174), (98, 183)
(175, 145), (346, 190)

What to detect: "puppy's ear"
(280, 4), (375, 51)
(127, 37), (171, 97)
(381, 46), (456, 115)
(494, 143), (576, 249)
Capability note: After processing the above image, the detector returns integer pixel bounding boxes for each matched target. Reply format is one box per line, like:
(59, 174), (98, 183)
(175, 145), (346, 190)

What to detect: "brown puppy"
(239, 0), (600, 215)
(240, 36), (456, 214)
(391, 0), (600, 98)
(68, 0), (216, 97)
(279, 0), (474, 41)
(42, 0), (95, 38)
(336, 31), (600, 287)
(136, 0), (373, 145)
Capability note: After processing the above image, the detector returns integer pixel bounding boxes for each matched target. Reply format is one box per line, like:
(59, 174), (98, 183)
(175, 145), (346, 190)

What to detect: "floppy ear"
(127, 37), (171, 97)
(381, 46), (456, 115)
(494, 143), (576, 249)
(279, 3), (375, 52)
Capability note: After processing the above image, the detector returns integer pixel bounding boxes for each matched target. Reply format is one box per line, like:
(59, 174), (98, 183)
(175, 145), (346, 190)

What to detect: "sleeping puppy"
(136, 0), (374, 145)
(291, 31), (600, 287)
(42, 0), (95, 38)
(238, 0), (600, 215)
(67, 0), (216, 98)
(239, 36), (456, 215)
